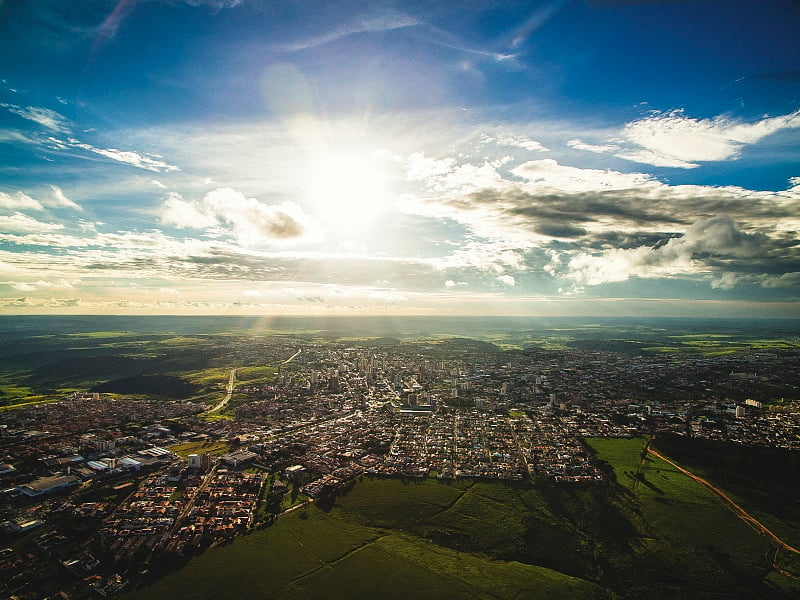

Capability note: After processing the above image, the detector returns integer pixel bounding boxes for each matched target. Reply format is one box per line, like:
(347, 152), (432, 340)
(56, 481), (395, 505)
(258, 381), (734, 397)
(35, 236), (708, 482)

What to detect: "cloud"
(0, 191), (44, 212)
(0, 297), (82, 309)
(565, 215), (769, 286)
(49, 185), (82, 210)
(567, 139), (619, 154)
(489, 134), (549, 152)
(279, 12), (419, 52)
(160, 192), (217, 229)
(9, 279), (75, 292)
(368, 289), (408, 304)
(180, 0), (243, 8)
(204, 188), (313, 243)
(498, 274), (516, 286)
(760, 272), (800, 288)
(1, 103), (71, 133)
(511, 159), (656, 192)
(616, 108), (800, 168)
(406, 152), (457, 181)
(0, 213), (64, 234)
(711, 272), (738, 290)
(160, 188), (316, 245)
(65, 138), (179, 172)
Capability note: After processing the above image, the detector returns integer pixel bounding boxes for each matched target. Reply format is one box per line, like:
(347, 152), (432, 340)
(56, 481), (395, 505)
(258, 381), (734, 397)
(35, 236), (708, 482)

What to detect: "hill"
(127, 438), (800, 599)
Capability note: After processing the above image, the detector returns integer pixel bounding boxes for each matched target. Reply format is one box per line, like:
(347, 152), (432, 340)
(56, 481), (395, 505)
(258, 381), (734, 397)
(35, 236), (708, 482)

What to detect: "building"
(219, 450), (258, 469)
(188, 452), (212, 471)
(18, 474), (81, 497)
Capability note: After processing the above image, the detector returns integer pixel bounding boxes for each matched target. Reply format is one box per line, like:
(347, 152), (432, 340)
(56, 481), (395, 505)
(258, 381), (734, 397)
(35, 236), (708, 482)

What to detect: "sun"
(305, 150), (393, 235)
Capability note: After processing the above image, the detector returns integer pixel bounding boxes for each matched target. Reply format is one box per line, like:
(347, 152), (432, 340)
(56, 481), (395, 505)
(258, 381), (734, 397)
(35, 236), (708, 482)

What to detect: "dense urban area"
(1, 334), (799, 599)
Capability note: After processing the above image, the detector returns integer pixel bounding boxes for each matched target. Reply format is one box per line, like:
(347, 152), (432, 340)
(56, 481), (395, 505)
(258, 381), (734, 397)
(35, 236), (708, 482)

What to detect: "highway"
(206, 368), (237, 414)
(281, 349), (302, 365)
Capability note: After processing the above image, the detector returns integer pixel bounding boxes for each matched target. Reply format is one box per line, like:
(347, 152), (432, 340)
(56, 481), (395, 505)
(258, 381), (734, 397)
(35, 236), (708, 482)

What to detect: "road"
(206, 368), (237, 414)
(281, 349), (302, 365)
(169, 464), (218, 537)
(647, 447), (800, 555)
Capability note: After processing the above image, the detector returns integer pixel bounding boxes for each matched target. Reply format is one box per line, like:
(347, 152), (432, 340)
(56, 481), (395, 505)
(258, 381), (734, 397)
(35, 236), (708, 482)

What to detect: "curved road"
(648, 447), (800, 555)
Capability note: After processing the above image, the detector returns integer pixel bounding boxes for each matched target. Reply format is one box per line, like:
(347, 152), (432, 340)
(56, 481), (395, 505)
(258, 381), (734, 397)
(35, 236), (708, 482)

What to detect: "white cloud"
(66, 139), (179, 172)
(511, 159), (655, 193)
(49, 185), (82, 210)
(160, 188), (317, 245)
(491, 134), (548, 152)
(160, 192), (217, 229)
(368, 289), (408, 303)
(406, 152), (457, 181)
(566, 139), (619, 153)
(10, 279), (75, 292)
(711, 272), (738, 290)
(279, 12), (419, 52)
(1, 103), (71, 133)
(498, 274), (516, 286)
(616, 108), (800, 168)
(150, 179), (167, 189)
(0, 191), (44, 212)
(0, 213), (64, 234)
(203, 188), (315, 245)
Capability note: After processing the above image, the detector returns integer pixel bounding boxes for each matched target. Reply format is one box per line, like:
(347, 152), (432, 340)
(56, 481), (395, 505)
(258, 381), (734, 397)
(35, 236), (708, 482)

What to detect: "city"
(2, 334), (798, 598)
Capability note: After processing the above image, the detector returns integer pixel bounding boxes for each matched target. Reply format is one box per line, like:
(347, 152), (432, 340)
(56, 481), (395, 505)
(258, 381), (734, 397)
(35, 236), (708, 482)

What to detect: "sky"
(0, 0), (799, 318)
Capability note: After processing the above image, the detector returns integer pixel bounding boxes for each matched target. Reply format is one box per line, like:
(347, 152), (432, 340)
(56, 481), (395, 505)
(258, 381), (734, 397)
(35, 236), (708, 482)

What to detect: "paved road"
(206, 368), (237, 414)
(281, 349), (302, 365)
(648, 447), (800, 555)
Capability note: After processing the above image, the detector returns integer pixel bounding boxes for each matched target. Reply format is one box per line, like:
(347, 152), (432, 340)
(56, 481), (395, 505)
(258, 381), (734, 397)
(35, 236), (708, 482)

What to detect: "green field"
(168, 441), (230, 459)
(127, 500), (606, 600)
(129, 438), (800, 600)
(235, 365), (278, 383)
(588, 437), (793, 597)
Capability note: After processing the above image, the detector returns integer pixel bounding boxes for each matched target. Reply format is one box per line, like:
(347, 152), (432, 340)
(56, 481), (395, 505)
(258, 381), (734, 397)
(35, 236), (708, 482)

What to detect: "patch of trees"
(653, 432), (800, 497)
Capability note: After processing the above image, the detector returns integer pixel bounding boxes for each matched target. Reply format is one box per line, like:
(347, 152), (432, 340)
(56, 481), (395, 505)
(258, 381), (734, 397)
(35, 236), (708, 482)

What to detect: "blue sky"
(1, 0), (799, 317)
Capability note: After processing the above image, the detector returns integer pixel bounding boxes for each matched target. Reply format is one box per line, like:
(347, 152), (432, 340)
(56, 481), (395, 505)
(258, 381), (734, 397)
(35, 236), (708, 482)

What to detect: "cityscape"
(1, 320), (799, 598)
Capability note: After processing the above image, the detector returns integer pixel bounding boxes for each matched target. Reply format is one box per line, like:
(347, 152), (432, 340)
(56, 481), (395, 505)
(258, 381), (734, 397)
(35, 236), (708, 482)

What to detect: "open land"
(0, 316), (798, 599)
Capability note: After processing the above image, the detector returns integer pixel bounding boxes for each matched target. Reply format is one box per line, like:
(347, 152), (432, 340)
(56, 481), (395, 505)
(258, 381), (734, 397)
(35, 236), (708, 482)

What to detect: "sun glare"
(305, 150), (392, 235)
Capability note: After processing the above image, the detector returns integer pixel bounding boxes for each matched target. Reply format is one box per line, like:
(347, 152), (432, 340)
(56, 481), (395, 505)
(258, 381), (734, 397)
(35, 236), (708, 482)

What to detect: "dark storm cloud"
(533, 222), (587, 238)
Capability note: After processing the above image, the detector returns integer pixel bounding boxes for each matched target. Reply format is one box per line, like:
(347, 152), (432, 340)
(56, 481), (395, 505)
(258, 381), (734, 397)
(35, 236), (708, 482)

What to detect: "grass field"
(587, 437), (789, 596)
(0, 397), (59, 411)
(168, 441), (230, 459)
(235, 365), (278, 383)
(127, 495), (607, 600)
